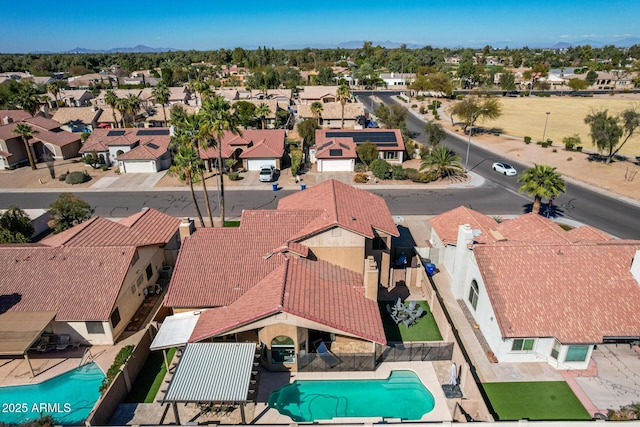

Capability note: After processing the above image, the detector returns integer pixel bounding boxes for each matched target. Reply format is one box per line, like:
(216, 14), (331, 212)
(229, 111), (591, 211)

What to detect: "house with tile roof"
(297, 101), (365, 129)
(163, 180), (399, 371)
(199, 129), (285, 171)
(0, 115), (82, 169)
(428, 207), (640, 369)
(0, 208), (181, 346)
(80, 127), (172, 173)
(51, 106), (103, 133)
(298, 86), (338, 104)
(310, 129), (405, 172)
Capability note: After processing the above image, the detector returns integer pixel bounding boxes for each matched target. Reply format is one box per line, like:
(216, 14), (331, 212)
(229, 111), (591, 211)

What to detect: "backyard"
(125, 348), (176, 403)
(379, 300), (443, 342)
(483, 381), (592, 421)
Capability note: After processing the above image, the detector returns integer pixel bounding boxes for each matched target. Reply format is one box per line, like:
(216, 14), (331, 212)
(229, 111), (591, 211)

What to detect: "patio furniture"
(408, 301), (417, 311)
(314, 340), (340, 368)
(56, 334), (70, 351)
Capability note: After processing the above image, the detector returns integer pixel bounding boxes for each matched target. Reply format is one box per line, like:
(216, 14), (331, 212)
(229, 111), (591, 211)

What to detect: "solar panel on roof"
(325, 131), (398, 146)
(146, 142), (160, 149)
(137, 129), (170, 136)
(318, 141), (333, 150)
(329, 149), (343, 157)
(338, 143), (350, 150)
(107, 130), (126, 137)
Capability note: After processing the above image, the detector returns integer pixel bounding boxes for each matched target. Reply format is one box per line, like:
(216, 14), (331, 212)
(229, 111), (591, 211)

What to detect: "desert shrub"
(567, 157), (573, 161)
(370, 159), (391, 180)
(576, 146), (583, 152)
(563, 134), (581, 151)
(391, 165), (408, 180)
(411, 104), (417, 109)
(546, 139), (553, 146)
(354, 172), (368, 184)
(405, 168), (432, 183)
(228, 171), (239, 181)
(433, 114), (440, 120)
(290, 149), (303, 176)
(65, 171), (90, 185)
(540, 142), (549, 148)
(552, 148), (557, 152)
(58, 173), (67, 181)
(419, 106), (426, 114)
(101, 165), (109, 171)
(354, 162), (367, 172)
(524, 136), (532, 144)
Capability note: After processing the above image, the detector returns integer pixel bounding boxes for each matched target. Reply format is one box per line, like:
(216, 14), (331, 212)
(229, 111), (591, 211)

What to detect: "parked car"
(259, 165), (276, 182)
(492, 162), (517, 176)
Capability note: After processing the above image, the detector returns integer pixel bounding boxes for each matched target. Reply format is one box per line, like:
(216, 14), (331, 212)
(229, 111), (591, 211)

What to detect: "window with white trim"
(468, 280), (479, 310)
(550, 339), (561, 360)
(511, 338), (535, 352)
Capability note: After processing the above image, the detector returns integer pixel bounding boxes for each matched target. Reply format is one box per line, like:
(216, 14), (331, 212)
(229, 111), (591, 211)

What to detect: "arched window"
(271, 335), (295, 364)
(116, 149), (125, 156)
(468, 280), (479, 310)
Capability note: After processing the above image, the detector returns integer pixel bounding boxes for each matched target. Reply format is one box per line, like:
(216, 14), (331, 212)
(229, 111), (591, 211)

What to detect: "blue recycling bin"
(272, 183), (278, 191)
(425, 263), (436, 276)
(300, 184), (306, 190)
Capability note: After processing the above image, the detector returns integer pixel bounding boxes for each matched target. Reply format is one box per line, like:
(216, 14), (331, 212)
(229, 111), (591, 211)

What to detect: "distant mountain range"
(25, 38), (640, 54)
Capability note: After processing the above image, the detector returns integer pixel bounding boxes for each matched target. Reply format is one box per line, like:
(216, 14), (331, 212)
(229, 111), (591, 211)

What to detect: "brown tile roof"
(164, 210), (321, 309)
(297, 102), (364, 121)
(0, 245), (136, 321)
(231, 99), (280, 118)
(25, 116), (62, 131)
(200, 129), (285, 160)
(80, 127), (171, 155)
(299, 86), (338, 100)
(0, 117), (80, 148)
(40, 208), (180, 248)
(0, 110), (32, 123)
(315, 138), (357, 159)
(51, 107), (102, 125)
(475, 241), (640, 344)
(278, 180), (399, 240)
(116, 138), (170, 161)
(189, 257), (387, 344)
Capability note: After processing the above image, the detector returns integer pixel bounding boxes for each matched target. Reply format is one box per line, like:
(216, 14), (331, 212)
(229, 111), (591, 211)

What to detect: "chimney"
(451, 224), (474, 298)
(2, 116), (12, 125)
(363, 256), (379, 301)
(632, 250), (640, 284)
(179, 218), (195, 242)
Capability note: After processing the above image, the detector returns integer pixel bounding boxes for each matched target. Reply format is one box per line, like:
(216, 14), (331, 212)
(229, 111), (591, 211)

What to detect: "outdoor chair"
(314, 340), (341, 368)
(408, 301), (417, 311)
(413, 306), (424, 321)
(56, 334), (70, 351)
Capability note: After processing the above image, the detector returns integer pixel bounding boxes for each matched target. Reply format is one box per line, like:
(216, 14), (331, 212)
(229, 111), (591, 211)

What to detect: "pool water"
(268, 370), (435, 422)
(0, 362), (105, 425)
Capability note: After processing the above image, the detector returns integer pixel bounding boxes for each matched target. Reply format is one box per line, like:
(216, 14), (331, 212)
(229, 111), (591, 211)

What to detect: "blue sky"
(2, 0), (638, 52)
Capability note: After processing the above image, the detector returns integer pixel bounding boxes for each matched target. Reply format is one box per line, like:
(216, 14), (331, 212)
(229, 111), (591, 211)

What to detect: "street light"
(541, 111), (551, 143)
(465, 108), (488, 172)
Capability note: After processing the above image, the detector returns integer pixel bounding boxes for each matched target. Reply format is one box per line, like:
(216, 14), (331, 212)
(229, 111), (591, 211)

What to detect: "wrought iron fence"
(376, 342), (454, 363)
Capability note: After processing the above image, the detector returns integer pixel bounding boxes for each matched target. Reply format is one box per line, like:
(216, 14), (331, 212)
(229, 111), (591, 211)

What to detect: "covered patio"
(0, 311), (57, 377)
(160, 342), (260, 424)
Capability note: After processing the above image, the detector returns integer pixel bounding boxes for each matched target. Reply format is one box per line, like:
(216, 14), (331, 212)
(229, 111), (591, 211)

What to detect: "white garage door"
(121, 161), (156, 173)
(318, 159), (353, 172)
(247, 159), (276, 171)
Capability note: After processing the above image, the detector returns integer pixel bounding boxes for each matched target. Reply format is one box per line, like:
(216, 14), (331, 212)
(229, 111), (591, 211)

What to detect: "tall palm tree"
(12, 123), (37, 170)
(419, 145), (464, 181)
(310, 101), (324, 126)
(173, 114), (216, 227)
(518, 164), (566, 215)
(152, 82), (171, 126)
(255, 102), (271, 129)
(200, 95), (242, 226)
(125, 94), (141, 127)
(14, 86), (40, 116)
(336, 84), (351, 129)
(167, 144), (205, 228)
(47, 82), (60, 106)
(104, 90), (120, 128)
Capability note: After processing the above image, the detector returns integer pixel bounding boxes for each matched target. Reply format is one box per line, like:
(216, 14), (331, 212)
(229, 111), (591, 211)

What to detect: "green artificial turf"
(379, 301), (443, 342)
(224, 220), (241, 227)
(483, 381), (591, 421)
(125, 347), (176, 403)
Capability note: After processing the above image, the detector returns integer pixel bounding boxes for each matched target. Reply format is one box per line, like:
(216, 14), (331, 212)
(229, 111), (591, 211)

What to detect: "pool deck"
(251, 361), (452, 424)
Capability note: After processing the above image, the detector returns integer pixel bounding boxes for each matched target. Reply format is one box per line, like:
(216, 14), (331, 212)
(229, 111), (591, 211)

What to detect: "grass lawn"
(476, 97), (640, 157)
(483, 381), (591, 421)
(124, 347), (176, 403)
(379, 301), (443, 342)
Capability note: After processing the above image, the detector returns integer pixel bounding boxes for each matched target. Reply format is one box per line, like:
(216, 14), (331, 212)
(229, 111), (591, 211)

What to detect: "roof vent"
(233, 284), (241, 291)
(351, 216), (356, 221)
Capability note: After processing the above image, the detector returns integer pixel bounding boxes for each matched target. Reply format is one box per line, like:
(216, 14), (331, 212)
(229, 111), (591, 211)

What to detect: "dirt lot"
(0, 158), (118, 189)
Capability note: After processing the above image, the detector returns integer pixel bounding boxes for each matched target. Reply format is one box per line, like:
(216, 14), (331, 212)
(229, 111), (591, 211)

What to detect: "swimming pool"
(268, 370), (435, 422)
(0, 362), (105, 425)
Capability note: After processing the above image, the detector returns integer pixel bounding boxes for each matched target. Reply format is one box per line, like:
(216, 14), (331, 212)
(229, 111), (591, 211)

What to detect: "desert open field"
(465, 95), (640, 157)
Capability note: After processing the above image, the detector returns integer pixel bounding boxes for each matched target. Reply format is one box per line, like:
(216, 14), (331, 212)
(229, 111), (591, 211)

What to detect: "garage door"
(247, 159), (276, 171)
(318, 159), (353, 172)
(120, 161), (156, 173)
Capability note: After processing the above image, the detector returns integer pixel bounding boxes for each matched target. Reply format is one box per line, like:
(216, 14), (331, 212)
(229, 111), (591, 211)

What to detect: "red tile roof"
(25, 116), (61, 131)
(0, 245), (136, 321)
(315, 129), (405, 153)
(428, 206), (500, 245)
(116, 138), (170, 160)
(199, 129), (284, 160)
(315, 138), (357, 159)
(278, 180), (399, 240)
(189, 257), (387, 344)
(495, 214), (578, 243)
(475, 242), (640, 343)
(40, 208), (180, 248)
(80, 128), (171, 154)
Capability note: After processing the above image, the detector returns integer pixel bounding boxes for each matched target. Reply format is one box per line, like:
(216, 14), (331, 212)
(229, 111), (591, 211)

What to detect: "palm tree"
(255, 103), (271, 129)
(167, 144), (206, 228)
(336, 84), (351, 129)
(104, 90), (120, 128)
(47, 82), (60, 106)
(200, 95), (242, 226)
(518, 164), (566, 215)
(152, 82), (171, 126)
(14, 86), (40, 116)
(310, 101), (324, 126)
(12, 123), (37, 170)
(173, 113), (216, 227)
(419, 145), (465, 181)
(123, 94), (141, 127)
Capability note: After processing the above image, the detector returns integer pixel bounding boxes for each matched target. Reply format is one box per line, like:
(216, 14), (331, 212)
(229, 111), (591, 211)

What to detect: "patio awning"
(150, 310), (203, 351)
(161, 342), (258, 424)
(0, 311), (56, 356)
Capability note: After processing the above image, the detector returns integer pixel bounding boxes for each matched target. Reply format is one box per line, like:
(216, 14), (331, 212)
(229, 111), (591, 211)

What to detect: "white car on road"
(492, 162), (517, 176)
